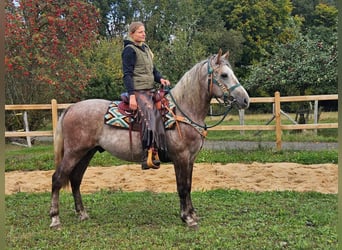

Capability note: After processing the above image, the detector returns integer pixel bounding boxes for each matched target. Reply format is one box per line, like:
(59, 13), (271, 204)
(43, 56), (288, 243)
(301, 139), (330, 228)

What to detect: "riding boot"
(152, 148), (161, 166)
(141, 148), (160, 170)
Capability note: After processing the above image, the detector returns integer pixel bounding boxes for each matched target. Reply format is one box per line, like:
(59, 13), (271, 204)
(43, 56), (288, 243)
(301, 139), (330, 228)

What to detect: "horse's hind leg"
(50, 155), (76, 229)
(49, 172), (64, 229)
(49, 150), (93, 229)
(69, 148), (98, 221)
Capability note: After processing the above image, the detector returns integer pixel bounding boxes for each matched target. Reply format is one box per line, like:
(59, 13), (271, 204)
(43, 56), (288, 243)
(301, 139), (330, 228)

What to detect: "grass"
(6, 190), (337, 249)
(5, 143), (338, 172)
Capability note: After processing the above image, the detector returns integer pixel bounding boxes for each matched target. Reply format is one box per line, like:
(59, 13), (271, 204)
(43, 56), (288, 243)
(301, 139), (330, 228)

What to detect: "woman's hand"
(129, 94), (138, 110)
(160, 78), (170, 86)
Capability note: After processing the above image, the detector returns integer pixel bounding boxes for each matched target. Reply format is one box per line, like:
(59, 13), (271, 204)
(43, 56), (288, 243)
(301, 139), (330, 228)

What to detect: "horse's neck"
(171, 63), (211, 123)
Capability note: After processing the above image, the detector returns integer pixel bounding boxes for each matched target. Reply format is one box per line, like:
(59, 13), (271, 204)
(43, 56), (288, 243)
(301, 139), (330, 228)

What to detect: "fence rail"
(5, 92), (338, 150)
(5, 100), (72, 140)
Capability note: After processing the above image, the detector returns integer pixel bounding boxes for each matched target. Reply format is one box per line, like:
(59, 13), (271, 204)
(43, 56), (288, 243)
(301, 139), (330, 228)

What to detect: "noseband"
(166, 57), (242, 137)
(207, 59), (241, 106)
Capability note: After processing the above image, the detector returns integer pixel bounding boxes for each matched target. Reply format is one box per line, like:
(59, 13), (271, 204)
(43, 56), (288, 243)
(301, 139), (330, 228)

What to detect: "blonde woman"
(122, 22), (170, 170)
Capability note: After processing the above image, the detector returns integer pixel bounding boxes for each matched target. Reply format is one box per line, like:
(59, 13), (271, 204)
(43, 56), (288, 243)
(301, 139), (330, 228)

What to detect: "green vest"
(127, 44), (155, 90)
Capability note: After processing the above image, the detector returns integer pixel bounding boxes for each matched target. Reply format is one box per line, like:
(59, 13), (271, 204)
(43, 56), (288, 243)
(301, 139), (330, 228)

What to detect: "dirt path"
(5, 162), (338, 195)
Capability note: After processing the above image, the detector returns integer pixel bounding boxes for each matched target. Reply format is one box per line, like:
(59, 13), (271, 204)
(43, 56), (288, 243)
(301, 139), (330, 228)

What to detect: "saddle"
(119, 88), (167, 114)
(104, 88), (175, 131)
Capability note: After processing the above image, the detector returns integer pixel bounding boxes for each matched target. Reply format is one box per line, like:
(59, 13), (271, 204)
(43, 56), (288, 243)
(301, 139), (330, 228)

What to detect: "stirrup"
(152, 149), (161, 166)
(144, 148), (160, 169)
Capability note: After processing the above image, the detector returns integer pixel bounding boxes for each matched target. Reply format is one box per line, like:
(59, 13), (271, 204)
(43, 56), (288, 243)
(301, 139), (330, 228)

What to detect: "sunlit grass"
(6, 190), (337, 249)
(5, 143), (338, 172)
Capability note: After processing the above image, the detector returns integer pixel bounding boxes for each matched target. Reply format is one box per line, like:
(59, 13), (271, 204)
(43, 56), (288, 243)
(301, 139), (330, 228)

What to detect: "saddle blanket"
(104, 95), (176, 129)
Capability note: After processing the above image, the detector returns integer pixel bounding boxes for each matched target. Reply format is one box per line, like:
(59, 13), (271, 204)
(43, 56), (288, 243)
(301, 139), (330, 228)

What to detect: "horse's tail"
(54, 108), (68, 169)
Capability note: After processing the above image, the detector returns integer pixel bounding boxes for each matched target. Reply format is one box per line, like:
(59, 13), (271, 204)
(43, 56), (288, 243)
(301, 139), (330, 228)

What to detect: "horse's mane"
(171, 59), (208, 100)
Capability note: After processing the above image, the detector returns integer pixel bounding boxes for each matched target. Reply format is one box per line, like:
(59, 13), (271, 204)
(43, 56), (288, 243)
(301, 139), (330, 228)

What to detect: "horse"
(49, 49), (250, 229)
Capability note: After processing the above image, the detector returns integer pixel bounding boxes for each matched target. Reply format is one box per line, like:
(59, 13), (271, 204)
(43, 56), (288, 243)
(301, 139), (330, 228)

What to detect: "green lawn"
(6, 190), (337, 249)
(5, 143), (338, 172)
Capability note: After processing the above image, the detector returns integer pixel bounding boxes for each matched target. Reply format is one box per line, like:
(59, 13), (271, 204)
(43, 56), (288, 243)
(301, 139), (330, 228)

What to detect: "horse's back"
(65, 99), (110, 119)
(61, 99), (112, 146)
(70, 99), (111, 111)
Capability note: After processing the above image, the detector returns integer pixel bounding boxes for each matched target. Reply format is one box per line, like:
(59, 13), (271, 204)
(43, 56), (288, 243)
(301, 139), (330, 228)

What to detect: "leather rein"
(167, 57), (241, 137)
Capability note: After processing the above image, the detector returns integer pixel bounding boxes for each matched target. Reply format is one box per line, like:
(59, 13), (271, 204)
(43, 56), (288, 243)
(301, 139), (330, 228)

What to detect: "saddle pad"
(104, 95), (176, 129)
(104, 101), (132, 128)
(163, 94), (177, 128)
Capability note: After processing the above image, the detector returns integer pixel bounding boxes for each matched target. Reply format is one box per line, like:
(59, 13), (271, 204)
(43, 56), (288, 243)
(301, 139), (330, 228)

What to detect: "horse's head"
(208, 49), (250, 109)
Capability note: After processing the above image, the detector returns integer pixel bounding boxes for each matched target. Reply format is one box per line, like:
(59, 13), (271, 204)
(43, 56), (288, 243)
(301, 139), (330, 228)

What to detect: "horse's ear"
(216, 49), (222, 64)
(223, 51), (230, 60)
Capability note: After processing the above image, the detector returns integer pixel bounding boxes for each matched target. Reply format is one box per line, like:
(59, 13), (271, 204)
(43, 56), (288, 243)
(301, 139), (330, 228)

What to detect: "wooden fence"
(5, 92), (338, 150)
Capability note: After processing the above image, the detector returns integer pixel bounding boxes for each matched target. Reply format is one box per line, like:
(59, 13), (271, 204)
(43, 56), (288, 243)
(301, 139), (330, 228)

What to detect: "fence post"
(313, 100), (318, 134)
(51, 99), (58, 139)
(23, 111), (32, 147)
(239, 109), (245, 135)
(274, 91), (282, 150)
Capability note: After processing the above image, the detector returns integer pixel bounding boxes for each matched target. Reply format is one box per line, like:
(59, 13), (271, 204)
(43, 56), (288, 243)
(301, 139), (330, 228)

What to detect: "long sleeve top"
(122, 39), (163, 95)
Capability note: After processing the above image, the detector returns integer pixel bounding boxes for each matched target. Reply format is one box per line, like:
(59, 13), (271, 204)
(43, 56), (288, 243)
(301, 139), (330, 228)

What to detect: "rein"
(166, 57), (240, 136)
(168, 90), (234, 133)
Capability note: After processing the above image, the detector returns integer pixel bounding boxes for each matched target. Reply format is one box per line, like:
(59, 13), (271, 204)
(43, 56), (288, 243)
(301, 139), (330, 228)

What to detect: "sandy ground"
(5, 162), (338, 195)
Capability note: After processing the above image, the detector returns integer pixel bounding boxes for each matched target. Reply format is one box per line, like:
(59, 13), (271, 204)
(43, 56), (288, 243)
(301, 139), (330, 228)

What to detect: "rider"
(122, 21), (170, 170)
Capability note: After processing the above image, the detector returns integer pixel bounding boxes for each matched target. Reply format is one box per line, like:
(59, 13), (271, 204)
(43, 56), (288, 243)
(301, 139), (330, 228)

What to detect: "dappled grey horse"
(49, 49), (250, 229)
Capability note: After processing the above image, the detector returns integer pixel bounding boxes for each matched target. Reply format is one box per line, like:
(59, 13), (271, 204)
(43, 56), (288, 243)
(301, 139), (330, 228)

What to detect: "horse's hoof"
(79, 211), (89, 221)
(50, 216), (61, 230)
(185, 216), (199, 229)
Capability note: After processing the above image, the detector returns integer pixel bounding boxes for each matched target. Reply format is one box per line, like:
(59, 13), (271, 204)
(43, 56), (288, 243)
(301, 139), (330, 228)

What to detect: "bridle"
(207, 56), (241, 107)
(167, 55), (242, 134)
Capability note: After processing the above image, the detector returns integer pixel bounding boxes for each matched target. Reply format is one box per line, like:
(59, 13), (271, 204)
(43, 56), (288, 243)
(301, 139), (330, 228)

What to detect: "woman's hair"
(129, 22), (144, 34)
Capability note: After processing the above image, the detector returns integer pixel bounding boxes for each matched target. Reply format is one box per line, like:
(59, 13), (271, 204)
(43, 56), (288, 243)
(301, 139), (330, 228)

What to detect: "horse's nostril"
(243, 98), (250, 108)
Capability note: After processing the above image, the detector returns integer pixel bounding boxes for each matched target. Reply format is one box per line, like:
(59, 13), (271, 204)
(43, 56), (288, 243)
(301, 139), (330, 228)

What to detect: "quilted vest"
(127, 44), (155, 90)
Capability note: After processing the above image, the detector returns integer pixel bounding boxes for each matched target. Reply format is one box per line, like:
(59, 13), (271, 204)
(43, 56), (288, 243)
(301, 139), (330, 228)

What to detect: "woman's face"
(130, 25), (146, 43)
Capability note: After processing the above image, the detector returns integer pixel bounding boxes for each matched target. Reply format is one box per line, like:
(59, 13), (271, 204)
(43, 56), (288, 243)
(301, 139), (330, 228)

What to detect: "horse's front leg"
(174, 162), (199, 228)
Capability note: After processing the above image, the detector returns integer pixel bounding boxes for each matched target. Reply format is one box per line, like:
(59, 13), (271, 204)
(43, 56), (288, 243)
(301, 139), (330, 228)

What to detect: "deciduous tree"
(83, 38), (125, 100)
(5, 0), (99, 131)
(212, 0), (297, 68)
(5, 0), (100, 104)
(245, 30), (337, 97)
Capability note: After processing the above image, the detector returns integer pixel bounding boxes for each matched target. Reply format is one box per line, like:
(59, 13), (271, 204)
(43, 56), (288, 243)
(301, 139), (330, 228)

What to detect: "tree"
(245, 30), (337, 98)
(147, 0), (245, 83)
(5, 0), (99, 131)
(5, 0), (100, 104)
(313, 3), (338, 27)
(90, 0), (245, 81)
(291, 0), (336, 32)
(83, 38), (125, 100)
(90, 0), (140, 37)
(211, 0), (297, 69)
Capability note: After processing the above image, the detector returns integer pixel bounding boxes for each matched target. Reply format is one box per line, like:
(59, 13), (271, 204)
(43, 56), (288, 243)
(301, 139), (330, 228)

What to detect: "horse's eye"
(221, 73), (228, 78)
